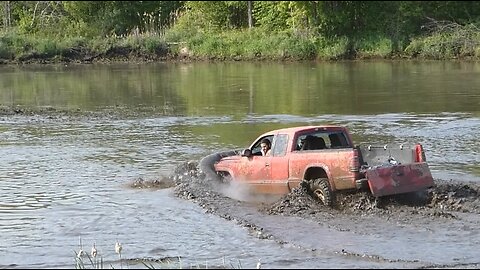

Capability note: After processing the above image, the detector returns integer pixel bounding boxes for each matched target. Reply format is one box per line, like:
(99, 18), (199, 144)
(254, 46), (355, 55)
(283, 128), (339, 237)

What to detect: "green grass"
(1, 22), (480, 62)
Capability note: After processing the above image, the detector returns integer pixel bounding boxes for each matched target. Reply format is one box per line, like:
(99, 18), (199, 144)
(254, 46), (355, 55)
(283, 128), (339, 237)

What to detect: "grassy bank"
(1, 24), (479, 64)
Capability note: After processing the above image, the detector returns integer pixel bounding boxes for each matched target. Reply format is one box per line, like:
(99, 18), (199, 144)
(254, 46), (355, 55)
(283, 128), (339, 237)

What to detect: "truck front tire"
(310, 178), (335, 207)
(217, 171), (232, 184)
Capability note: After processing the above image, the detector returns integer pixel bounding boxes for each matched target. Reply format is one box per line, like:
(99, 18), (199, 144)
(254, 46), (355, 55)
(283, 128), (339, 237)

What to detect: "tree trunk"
(247, 1), (253, 29)
(3, 1), (11, 28)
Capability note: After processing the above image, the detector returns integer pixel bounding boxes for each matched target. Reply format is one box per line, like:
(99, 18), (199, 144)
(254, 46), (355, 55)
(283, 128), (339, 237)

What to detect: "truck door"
(240, 155), (272, 182)
(265, 134), (290, 194)
(270, 134), (289, 180)
(239, 135), (273, 182)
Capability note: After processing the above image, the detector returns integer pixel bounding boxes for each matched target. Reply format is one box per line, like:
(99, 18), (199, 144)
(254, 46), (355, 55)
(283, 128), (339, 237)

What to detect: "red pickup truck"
(201, 125), (434, 206)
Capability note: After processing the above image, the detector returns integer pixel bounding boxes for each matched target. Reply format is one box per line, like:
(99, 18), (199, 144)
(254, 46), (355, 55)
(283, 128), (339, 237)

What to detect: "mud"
(0, 105), (179, 119)
(171, 160), (480, 221)
(262, 180), (480, 218)
(127, 176), (176, 190)
(171, 161), (278, 240)
(170, 160), (480, 268)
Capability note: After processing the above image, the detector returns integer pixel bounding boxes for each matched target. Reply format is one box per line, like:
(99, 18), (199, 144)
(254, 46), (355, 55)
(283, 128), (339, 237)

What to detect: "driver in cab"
(260, 138), (271, 156)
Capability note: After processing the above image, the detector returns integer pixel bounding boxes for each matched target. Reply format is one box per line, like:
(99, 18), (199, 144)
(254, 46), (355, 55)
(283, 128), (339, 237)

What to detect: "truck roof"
(270, 125), (347, 135)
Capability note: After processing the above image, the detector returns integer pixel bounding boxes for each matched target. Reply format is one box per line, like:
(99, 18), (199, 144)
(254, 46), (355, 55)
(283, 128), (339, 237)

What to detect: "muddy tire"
(217, 172), (232, 184)
(309, 178), (335, 207)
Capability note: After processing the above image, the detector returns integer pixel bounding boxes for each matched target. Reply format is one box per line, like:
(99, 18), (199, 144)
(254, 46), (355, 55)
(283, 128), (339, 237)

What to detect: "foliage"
(184, 1), (248, 31)
(404, 20), (480, 59)
(1, 1), (480, 61)
(180, 27), (317, 60)
(253, 1), (292, 31)
(315, 36), (350, 60)
(355, 36), (393, 59)
(121, 33), (168, 54)
(163, 4), (207, 41)
(12, 1), (66, 34)
(3, 1), (183, 38)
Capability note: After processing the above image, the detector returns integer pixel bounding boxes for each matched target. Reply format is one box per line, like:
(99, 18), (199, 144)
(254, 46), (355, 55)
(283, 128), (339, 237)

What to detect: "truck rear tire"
(310, 178), (335, 207)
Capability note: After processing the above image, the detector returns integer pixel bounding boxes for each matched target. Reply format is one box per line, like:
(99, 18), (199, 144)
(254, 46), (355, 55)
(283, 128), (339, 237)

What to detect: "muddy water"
(0, 61), (479, 268)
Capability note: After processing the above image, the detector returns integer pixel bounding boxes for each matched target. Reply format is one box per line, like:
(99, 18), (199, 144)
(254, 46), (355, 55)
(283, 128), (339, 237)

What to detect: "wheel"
(309, 178), (335, 207)
(216, 171), (232, 184)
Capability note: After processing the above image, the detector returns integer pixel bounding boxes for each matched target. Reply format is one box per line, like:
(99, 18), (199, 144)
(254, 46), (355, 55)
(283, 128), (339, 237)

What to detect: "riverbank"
(0, 46), (477, 66)
(1, 23), (479, 66)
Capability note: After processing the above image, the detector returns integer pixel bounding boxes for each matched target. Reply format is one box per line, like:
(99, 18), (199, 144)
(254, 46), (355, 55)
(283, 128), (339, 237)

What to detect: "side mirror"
(241, 149), (252, 157)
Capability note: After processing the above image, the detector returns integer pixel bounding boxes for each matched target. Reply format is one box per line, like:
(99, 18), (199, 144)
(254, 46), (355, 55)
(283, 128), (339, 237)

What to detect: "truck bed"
(358, 144), (434, 197)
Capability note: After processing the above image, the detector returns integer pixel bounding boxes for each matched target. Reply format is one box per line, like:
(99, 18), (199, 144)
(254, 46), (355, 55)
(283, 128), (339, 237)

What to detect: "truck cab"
(214, 126), (357, 195)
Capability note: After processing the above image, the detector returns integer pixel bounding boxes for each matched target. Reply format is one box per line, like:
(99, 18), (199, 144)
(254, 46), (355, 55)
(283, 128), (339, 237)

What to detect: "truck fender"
(216, 169), (236, 182)
(200, 150), (239, 181)
(303, 164), (336, 191)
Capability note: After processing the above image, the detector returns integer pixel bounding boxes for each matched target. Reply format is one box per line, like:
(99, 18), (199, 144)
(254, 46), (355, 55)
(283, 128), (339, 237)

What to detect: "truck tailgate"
(365, 162), (434, 197)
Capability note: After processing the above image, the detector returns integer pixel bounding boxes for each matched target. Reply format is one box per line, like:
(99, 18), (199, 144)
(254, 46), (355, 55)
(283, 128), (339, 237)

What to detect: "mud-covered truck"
(201, 125), (434, 206)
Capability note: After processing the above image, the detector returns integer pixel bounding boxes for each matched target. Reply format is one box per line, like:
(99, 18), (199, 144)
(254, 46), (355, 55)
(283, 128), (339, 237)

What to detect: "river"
(0, 61), (479, 268)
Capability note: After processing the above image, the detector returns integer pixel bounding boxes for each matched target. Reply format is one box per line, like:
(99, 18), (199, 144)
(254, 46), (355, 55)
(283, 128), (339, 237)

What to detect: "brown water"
(0, 61), (479, 268)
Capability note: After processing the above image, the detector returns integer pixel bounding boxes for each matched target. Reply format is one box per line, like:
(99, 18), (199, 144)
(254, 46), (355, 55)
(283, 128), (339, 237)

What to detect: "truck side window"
(252, 135), (274, 156)
(302, 135), (326, 150)
(329, 133), (342, 148)
(296, 135), (306, 150)
(329, 132), (349, 148)
(272, 134), (288, 157)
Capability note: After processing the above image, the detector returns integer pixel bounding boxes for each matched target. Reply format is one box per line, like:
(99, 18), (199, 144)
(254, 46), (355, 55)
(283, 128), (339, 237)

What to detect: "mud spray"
(217, 180), (283, 204)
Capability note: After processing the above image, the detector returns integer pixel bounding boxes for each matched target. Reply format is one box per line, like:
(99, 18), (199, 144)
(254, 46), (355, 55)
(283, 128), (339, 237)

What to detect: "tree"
(2, 1), (12, 28)
(247, 1), (253, 28)
(63, 1), (183, 37)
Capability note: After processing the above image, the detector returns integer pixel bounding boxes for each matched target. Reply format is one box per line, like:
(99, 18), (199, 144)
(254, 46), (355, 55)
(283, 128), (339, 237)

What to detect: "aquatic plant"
(74, 239), (253, 269)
